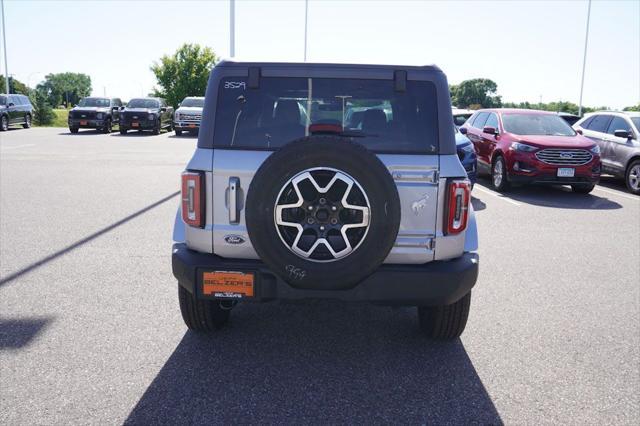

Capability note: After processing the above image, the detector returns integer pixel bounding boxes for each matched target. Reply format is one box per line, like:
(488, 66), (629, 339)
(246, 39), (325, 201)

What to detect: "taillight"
(181, 171), (204, 228)
(446, 179), (471, 235)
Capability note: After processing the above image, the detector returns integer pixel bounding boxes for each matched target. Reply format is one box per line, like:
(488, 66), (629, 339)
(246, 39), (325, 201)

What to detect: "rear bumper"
(508, 173), (599, 185)
(171, 243), (479, 306)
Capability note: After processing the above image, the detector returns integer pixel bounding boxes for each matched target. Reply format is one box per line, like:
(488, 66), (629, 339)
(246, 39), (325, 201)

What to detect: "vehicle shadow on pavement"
(125, 301), (501, 424)
(471, 196), (487, 211)
(0, 191), (180, 287)
(476, 180), (622, 210)
(0, 317), (52, 349)
(597, 175), (635, 194)
(58, 130), (106, 136)
(167, 134), (198, 139)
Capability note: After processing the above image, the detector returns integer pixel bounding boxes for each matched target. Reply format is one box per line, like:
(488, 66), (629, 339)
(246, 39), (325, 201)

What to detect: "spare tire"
(245, 136), (400, 290)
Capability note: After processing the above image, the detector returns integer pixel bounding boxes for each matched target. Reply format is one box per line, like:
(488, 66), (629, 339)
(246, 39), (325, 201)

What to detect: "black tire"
(418, 291), (471, 340)
(70, 127), (79, 134)
(491, 155), (510, 192)
(175, 129), (182, 136)
(571, 183), (595, 194)
(245, 136), (401, 290)
(0, 115), (8, 131)
(119, 128), (127, 135)
(23, 114), (32, 128)
(152, 120), (161, 135)
(102, 119), (112, 134)
(178, 285), (230, 331)
(625, 159), (640, 195)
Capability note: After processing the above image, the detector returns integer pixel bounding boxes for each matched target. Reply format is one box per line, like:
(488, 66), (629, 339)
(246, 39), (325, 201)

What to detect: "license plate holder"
(80, 120), (87, 126)
(188, 124), (196, 128)
(131, 122), (139, 128)
(557, 168), (575, 177)
(202, 271), (254, 299)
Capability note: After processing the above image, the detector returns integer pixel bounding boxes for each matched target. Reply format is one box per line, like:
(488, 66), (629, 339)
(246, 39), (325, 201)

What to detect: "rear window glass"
(0, 96), (5, 105)
(213, 77), (439, 153)
(502, 114), (576, 136)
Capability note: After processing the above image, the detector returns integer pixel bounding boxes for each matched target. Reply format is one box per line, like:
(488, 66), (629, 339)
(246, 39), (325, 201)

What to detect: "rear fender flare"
(463, 205), (478, 252)
(172, 206), (185, 243)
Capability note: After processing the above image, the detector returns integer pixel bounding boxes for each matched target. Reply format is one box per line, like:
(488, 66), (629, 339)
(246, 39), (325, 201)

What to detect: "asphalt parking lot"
(1, 127), (639, 424)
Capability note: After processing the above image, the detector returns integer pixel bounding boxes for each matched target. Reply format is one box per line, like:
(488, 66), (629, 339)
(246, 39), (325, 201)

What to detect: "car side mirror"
(575, 129), (583, 135)
(120, 106), (125, 110)
(178, 103), (181, 107)
(614, 130), (631, 139)
(483, 126), (498, 135)
(160, 107), (167, 113)
(459, 127), (468, 135)
(8, 102), (14, 107)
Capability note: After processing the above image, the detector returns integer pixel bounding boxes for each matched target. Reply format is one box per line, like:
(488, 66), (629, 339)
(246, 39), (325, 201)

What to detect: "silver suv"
(173, 96), (204, 136)
(172, 61), (479, 339)
(574, 111), (640, 194)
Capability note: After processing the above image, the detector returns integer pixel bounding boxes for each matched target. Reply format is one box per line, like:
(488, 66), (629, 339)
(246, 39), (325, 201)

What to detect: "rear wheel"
(178, 285), (230, 331)
(491, 155), (510, 192)
(23, 114), (32, 128)
(70, 127), (79, 134)
(0, 115), (8, 131)
(152, 120), (161, 135)
(175, 129), (182, 136)
(418, 292), (471, 340)
(119, 128), (127, 135)
(625, 159), (640, 195)
(571, 183), (595, 194)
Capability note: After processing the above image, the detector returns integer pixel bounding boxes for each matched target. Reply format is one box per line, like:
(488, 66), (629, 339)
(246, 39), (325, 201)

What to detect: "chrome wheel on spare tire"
(275, 167), (370, 262)
(245, 136), (401, 290)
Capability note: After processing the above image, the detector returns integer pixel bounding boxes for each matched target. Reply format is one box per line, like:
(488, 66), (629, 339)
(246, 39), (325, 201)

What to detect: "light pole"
(578, 0), (592, 117)
(1, 0), (9, 94)
(230, 0), (235, 57)
(304, 0), (308, 61)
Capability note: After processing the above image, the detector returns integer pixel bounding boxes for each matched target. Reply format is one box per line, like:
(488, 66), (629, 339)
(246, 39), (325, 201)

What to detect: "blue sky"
(2, 0), (639, 108)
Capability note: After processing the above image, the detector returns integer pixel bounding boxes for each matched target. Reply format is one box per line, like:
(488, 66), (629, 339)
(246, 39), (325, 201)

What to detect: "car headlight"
(96, 113), (103, 119)
(589, 145), (600, 155)
(174, 112), (180, 120)
(148, 113), (155, 120)
(461, 143), (475, 154)
(511, 142), (538, 152)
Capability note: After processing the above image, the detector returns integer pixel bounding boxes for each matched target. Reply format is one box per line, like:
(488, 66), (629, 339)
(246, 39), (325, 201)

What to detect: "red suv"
(460, 109), (601, 193)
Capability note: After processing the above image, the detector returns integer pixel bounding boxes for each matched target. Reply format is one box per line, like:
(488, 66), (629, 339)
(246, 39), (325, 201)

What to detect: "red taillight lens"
(181, 171), (204, 228)
(446, 179), (471, 235)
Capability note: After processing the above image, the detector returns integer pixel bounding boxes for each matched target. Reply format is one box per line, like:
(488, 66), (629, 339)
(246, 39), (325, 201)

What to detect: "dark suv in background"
(119, 97), (173, 135)
(68, 97), (123, 133)
(0, 94), (33, 131)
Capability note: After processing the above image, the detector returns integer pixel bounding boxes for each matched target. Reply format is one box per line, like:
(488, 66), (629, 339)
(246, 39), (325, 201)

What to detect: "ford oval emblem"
(560, 152), (573, 159)
(224, 235), (246, 245)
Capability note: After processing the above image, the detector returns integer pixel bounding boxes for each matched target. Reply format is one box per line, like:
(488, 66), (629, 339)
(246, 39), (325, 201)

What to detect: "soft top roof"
(216, 59), (442, 73)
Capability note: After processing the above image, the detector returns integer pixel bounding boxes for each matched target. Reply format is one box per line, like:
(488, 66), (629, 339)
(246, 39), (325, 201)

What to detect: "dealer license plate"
(131, 122), (139, 128)
(80, 120), (87, 126)
(202, 271), (254, 298)
(557, 168), (575, 177)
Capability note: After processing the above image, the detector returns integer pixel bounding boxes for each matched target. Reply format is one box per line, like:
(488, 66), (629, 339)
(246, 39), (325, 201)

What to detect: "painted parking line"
(473, 185), (522, 206)
(593, 186), (639, 202)
(0, 144), (35, 151)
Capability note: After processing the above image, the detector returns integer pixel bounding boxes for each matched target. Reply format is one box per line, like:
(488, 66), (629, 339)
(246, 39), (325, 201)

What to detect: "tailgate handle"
(228, 177), (240, 224)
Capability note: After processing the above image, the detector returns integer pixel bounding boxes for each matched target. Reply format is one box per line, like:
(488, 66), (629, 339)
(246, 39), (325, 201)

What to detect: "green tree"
(0, 76), (30, 95)
(623, 104), (640, 112)
(452, 78), (502, 109)
(30, 89), (55, 125)
(36, 72), (92, 107)
(151, 43), (218, 107)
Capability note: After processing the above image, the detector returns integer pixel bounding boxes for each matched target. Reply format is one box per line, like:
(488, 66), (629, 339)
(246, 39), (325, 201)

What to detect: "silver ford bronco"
(172, 60), (479, 339)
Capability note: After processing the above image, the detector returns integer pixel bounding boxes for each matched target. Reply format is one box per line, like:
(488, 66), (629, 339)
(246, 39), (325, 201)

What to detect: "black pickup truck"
(68, 97), (123, 133)
(119, 97), (173, 135)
